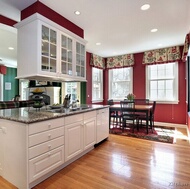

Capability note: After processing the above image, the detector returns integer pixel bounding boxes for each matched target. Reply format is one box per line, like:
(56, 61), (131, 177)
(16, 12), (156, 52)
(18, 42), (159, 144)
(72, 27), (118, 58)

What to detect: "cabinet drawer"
(29, 127), (64, 147)
(29, 136), (64, 159)
(29, 118), (64, 135)
(29, 146), (64, 182)
(84, 110), (96, 119)
(97, 108), (109, 114)
(65, 114), (83, 125)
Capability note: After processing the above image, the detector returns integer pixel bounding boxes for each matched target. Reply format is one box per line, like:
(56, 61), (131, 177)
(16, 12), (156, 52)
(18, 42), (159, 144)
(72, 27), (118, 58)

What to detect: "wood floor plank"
(1, 127), (190, 189)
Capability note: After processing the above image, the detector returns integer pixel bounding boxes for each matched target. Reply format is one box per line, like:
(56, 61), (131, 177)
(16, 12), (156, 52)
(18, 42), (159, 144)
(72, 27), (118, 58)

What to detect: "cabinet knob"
(48, 134), (51, 138)
(48, 145), (51, 149)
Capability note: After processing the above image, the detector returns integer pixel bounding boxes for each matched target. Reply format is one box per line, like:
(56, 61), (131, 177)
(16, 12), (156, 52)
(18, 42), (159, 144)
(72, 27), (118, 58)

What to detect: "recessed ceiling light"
(74, 11), (81, 15)
(8, 47), (14, 50)
(96, 42), (101, 46)
(151, 28), (158, 33)
(141, 4), (150, 11)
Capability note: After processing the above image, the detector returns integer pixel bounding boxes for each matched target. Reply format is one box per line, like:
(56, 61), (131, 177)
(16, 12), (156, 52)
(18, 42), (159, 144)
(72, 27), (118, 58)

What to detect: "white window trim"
(92, 67), (103, 103)
(146, 62), (179, 104)
(109, 67), (133, 101)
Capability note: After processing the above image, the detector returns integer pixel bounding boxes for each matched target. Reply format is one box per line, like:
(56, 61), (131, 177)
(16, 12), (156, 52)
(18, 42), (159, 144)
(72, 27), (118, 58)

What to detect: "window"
(92, 67), (103, 102)
(146, 62), (178, 103)
(65, 82), (80, 102)
(109, 67), (133, 100)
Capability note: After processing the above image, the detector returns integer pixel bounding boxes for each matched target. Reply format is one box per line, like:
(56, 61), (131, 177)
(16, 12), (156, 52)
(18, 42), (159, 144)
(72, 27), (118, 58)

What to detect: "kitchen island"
(0, 104), (109, 189)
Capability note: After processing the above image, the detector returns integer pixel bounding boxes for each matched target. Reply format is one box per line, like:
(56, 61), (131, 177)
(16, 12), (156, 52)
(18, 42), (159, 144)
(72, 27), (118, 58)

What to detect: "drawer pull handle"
(48, 134), (51, 138)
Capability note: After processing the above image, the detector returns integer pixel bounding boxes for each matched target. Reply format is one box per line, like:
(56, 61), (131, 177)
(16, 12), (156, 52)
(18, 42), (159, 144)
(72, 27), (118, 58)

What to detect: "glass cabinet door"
(41, 25), (57, 73)
(76, 42), (85, 77)
(61, 34), (73, 75)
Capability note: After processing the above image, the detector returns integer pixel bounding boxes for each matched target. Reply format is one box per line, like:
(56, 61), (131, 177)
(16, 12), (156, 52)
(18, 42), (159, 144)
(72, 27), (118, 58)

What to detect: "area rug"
(110, 126), (175, 144)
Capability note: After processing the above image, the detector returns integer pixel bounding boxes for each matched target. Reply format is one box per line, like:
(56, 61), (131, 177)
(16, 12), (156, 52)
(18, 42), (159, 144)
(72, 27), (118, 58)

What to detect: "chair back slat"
(120, 101), (136, 116)
(107, 99), (114, 105)
(134, 99), (149, 105)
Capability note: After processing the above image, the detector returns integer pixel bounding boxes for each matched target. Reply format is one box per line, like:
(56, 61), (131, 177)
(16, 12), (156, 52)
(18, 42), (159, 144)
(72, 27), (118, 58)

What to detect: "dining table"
(109, 104), (153, 134)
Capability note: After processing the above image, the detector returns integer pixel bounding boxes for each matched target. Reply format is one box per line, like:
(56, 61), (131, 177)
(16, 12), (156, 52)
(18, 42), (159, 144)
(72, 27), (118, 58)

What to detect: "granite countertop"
(0, 104), (109, 124)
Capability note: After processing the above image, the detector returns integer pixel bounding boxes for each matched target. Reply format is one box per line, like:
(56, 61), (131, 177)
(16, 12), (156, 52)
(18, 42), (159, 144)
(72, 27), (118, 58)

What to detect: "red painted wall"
(133, 50), (186, 124)
(86, 52), (92, 104)
(0, 15), (17, 26)
(86, 50), (186, 124)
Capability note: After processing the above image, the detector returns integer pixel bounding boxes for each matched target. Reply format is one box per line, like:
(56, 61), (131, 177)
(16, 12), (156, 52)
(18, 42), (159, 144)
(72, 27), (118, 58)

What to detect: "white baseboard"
(154, 122), (187, 128)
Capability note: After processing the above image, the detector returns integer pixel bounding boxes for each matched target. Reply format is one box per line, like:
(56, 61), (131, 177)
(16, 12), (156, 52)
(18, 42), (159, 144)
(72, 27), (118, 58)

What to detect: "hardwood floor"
(1, 127), (190, 189)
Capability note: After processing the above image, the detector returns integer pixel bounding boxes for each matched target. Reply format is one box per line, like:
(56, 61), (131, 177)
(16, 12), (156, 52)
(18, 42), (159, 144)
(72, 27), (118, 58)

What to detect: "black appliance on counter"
(29, 93), (50, 106)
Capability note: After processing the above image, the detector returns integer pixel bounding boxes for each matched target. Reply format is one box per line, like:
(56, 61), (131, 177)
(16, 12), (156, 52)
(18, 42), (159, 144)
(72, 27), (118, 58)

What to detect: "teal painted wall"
(80, 82), (86, 104)
(3, 67), (19, 101)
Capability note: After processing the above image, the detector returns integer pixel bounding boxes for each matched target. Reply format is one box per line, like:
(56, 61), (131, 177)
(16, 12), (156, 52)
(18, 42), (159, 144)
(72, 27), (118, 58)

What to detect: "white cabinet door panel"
(65, 121), (83, 161)
(84, 117), (96, 150)
(29, 146), (64, 182)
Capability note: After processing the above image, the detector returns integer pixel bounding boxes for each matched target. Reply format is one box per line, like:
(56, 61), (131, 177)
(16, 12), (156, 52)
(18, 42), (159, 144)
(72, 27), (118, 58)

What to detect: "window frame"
(92, 67), (103, 103)
(109, 67), (133, 101)
(146, 62), (179, 104)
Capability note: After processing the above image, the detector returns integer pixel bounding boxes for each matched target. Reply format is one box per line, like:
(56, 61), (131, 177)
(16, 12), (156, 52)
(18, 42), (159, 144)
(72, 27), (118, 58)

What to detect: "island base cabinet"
(84, 117), (96, 150)
(0, 127), (4, 176)
(96, 108), (109, 143)
(64, 121), (84, 162)
(29, 146), (64, 183)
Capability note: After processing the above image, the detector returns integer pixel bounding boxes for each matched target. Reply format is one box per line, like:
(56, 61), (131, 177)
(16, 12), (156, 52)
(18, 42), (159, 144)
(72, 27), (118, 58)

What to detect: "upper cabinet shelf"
(15, 13), (87, 82)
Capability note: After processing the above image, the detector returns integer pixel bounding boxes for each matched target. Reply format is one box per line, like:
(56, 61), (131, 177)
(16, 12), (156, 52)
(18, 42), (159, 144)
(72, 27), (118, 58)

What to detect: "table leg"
(146, 110), (148, 134)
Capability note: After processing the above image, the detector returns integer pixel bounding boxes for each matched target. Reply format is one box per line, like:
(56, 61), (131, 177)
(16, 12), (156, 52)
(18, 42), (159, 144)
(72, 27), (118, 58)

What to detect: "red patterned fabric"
(90, 54), (105, 69)
(182, 33), (190, 62)
(143, 46), (181, 64)
(106, 54), (134, 69)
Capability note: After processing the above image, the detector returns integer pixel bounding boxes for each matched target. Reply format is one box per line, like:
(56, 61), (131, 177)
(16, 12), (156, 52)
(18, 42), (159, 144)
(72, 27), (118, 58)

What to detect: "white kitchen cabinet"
(64, 120), (84, 161)
(15, 13), (87, 82)
(83, 111), (97, 150)
(0, 126), (5, 176)
(96, 108), (109, 143)
(65, 111), (96, 162)
(28, 117), (65, 183)
(0, 107), (108, 188)
(0, 120), (28, 189)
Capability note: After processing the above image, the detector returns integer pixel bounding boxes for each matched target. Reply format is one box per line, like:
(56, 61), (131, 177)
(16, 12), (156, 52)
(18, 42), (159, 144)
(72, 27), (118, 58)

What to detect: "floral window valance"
(182, 33), (190, 62)
(143, 46), (181, 64)
(90, 54), (105, 69)
(106, 54), (134, 69)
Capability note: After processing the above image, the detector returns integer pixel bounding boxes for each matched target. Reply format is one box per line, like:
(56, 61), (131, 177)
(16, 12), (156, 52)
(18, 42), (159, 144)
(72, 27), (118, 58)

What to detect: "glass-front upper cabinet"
(61, 34), (73, 75)
(41, 25), (57, 73)
(15, 13), (87, 81)
(76, 42), (85, 77)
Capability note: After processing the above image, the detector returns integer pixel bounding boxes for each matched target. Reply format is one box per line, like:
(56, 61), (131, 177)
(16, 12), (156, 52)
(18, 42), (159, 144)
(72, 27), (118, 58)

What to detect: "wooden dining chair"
(138, 101), (156, 131)
(134, 99), (149, 105)
(120, 101), (139, 132)
(107, 99), (118, 127)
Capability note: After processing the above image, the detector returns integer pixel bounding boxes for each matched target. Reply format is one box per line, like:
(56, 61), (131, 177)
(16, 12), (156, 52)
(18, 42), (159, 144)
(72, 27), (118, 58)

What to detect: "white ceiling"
(1, 0), (190, 67)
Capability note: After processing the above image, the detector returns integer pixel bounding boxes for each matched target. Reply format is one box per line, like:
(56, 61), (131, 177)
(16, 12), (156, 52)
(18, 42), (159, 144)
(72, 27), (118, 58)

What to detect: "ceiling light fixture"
(8, 47), (14, 50)
(151, 28), (158, 33)
(141, 4), (150, 11)
(96, 42), (101, 46)
(74, 11), (81, 15)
